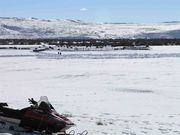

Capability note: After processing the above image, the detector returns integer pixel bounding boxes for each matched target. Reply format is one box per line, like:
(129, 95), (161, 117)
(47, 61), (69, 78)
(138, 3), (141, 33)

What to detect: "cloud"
(80, 8), (87, 11)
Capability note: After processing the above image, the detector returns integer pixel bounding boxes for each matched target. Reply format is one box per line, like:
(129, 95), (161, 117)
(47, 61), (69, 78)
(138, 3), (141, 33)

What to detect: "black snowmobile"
(0, 96), (84, 135)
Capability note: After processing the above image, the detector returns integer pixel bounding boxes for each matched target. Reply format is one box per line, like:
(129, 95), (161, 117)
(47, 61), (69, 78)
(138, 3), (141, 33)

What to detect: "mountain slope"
(0, 17), (180, 39)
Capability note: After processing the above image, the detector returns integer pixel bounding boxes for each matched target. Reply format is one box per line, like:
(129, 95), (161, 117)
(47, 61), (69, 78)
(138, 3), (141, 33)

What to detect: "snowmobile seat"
(0, 107), (25, 119)
(0, 103), (8, 107)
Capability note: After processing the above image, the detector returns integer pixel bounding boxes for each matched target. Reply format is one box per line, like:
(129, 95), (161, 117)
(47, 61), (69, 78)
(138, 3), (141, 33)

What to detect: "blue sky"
(0, 0), (179, 23)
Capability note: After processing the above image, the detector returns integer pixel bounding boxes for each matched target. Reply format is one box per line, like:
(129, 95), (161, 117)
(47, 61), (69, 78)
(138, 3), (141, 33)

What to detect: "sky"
(0, 0), (180, 23)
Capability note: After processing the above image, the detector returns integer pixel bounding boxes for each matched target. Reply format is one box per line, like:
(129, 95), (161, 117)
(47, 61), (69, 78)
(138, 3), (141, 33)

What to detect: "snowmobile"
(0, 96), (87, 135)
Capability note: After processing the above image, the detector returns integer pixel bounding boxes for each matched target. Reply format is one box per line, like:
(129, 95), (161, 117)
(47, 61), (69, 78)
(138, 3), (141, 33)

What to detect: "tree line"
(0, 38), (180, 46)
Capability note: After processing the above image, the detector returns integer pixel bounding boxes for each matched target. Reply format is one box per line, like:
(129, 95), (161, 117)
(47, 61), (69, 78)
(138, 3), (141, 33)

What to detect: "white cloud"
(80, 8), (87, 11)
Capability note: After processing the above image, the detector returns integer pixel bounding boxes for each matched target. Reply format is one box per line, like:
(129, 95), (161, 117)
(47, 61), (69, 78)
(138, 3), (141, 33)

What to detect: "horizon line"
(0, 16), (180, 24)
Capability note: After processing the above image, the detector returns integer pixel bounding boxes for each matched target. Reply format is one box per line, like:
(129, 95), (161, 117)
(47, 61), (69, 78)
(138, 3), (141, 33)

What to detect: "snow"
(1, 17), (180, 39)
(0, 46), (180, 134)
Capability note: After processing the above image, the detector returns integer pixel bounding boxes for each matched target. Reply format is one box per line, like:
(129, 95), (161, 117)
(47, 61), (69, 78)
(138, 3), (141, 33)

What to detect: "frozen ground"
(0, 46), (180, 135)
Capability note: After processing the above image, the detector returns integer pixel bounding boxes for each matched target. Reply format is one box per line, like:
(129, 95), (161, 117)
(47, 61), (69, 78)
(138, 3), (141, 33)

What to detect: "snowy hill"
(1, 17), (180, 39)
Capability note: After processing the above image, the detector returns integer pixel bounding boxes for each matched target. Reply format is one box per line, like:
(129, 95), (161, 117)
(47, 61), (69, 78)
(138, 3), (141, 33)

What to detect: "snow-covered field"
(0, 46), (180, 135)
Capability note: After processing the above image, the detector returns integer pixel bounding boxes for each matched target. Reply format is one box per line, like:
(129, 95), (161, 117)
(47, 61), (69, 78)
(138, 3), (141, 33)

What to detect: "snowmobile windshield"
(37, 96), (54, 112)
